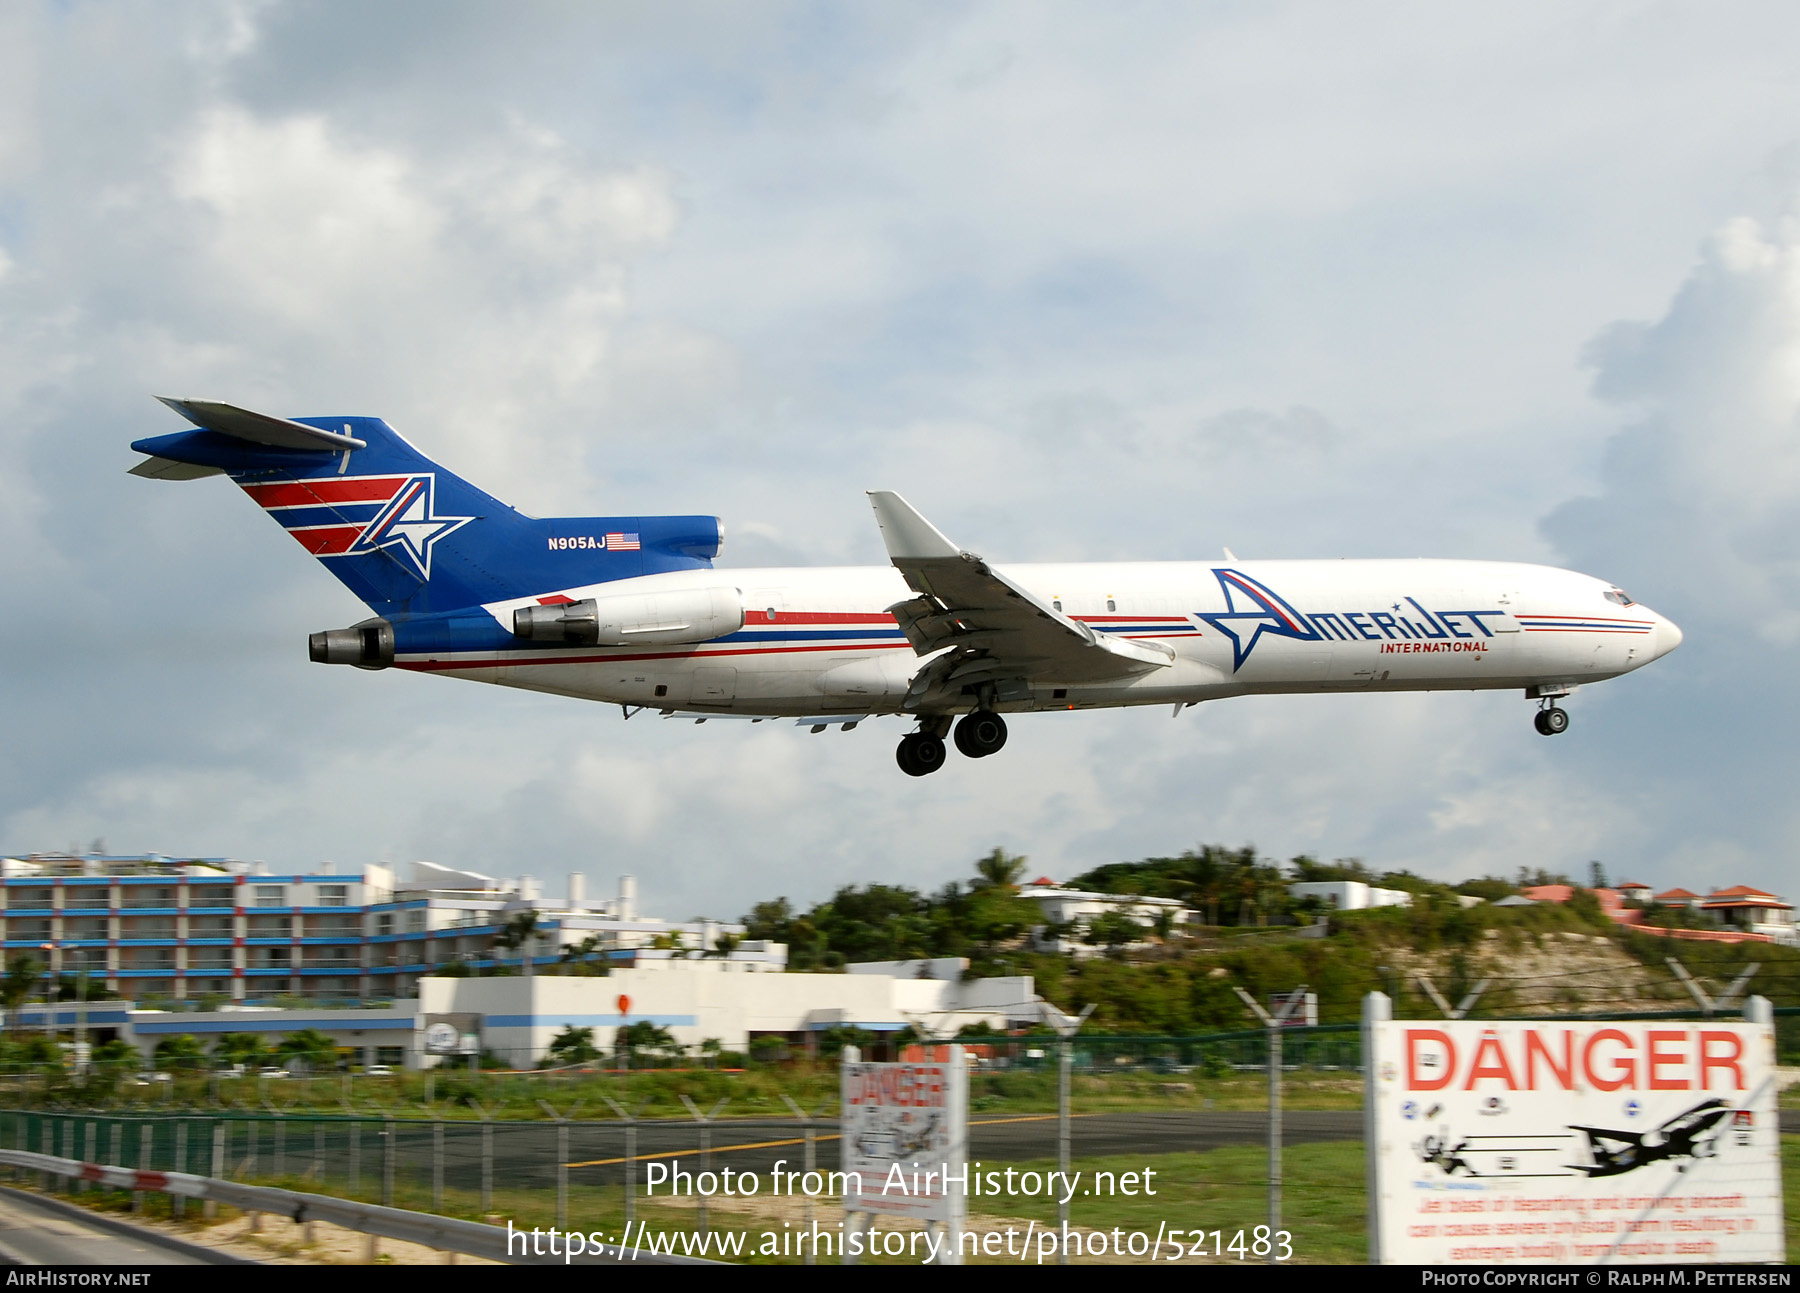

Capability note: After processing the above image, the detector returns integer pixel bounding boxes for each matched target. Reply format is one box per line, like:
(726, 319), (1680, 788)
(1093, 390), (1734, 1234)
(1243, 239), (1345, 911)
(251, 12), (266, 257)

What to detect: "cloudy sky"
(3, 2), (1799, 920)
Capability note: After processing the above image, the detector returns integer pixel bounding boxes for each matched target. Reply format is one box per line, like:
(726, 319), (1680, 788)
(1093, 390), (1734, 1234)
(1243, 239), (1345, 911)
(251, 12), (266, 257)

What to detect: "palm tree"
(973, 848), (1026, 891)
(0, 954), (41, 1039)
(617, 1020), (678, 1066)
(92, 1038), (137, 1070)
(1253, 864), (1289, 926)
(276, 1027), (339, 1074)
(1181, 848), (1228, 927)
(492, 910), (542, 977)
(154, 1033), (208, 1071)
(546, 1025), (600, 1065)
(211, 1032), (267, 1072)
(706, 932), (742, 959)
(1083, 909), (1146, 958)
(559, 934), (606, 975)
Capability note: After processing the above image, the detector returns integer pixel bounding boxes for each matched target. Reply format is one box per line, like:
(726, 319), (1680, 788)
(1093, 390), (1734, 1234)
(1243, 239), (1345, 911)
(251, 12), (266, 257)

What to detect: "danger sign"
(1365, 1014), (1784, 1265)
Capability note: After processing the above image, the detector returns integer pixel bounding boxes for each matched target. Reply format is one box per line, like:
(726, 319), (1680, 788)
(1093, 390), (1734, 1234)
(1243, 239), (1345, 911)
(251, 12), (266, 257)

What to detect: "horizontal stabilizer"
(155, 397), (366, 452)
(127, 455), (225, 480)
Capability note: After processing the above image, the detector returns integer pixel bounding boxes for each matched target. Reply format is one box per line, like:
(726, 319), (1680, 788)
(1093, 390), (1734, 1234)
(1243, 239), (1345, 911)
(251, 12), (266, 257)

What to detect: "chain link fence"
(3, 1006), (1791, 1263)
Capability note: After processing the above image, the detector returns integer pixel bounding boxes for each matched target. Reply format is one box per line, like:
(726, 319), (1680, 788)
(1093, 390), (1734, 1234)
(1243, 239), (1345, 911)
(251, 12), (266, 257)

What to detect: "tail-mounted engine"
(308, 618), (395, 670)
(512, 586), (744, 647)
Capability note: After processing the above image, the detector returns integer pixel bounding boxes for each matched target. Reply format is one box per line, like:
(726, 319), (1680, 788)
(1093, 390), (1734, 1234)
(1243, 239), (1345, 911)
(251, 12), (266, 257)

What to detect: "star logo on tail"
(1196, 567), (1322, 670)
(346, 474), (473, 581)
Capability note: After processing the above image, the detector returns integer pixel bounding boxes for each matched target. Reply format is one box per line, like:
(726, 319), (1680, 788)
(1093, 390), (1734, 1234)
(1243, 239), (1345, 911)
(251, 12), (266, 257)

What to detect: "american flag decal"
(604, 533), (641, 551)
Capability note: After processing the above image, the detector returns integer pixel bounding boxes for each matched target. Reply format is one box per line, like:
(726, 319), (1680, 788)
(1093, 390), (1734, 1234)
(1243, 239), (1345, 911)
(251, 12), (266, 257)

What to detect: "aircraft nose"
(1655, 614), (1683, 658)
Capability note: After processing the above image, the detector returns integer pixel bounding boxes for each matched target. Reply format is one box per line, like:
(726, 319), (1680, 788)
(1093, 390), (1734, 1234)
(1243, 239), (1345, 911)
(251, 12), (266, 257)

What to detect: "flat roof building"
(0, 853), (757, 1006)
(40, 956), (1044, 1072)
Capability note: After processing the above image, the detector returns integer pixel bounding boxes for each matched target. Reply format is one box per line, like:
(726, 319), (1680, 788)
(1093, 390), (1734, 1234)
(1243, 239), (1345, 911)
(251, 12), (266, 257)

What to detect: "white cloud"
(156, 106), (680, 508)
(1554, 212), (1800, 637)
(173, 109), (444, 328)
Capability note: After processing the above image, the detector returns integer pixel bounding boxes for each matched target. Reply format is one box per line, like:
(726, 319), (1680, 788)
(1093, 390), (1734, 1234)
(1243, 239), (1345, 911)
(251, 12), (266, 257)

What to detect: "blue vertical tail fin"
(129, 399), (722, 617)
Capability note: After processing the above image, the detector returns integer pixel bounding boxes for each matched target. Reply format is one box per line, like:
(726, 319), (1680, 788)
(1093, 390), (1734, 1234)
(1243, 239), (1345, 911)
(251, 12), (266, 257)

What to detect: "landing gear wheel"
(1534, 706), (1569, 736)
(896, 732), (948, 776)
(953, 710), (1009, 758)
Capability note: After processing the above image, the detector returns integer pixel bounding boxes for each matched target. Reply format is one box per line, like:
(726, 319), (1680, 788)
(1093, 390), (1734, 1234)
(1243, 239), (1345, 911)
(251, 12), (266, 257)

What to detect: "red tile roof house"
(1521, 883), (1795, 945)
(1520, 884), (1574, 904)
(1701, 886), (1796, 937)
(1630, 885), (1794, 946)
(1521, 884), (1624, 915)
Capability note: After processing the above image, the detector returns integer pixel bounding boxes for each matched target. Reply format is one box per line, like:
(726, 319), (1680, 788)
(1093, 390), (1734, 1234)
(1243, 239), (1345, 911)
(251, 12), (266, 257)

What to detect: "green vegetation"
(546, 1025), (602, 1064)
(1, 955), (42, 1018)
(743, 848), (1041, 972)
(732, 844), (1800, 1037)
(276, 1028), (339, 1072)
(0, 1058), (1369, 1119)
(491, 910), (542, 974)
(959, 1141), (1370, 1263)
(152, 1033), (207, 1068)
(0, 1035), (61, 1071)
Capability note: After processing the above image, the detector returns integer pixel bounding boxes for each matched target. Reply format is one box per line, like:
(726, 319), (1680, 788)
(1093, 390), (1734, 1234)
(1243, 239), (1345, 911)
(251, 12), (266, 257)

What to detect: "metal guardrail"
(0, 1184), (259, 1265)
(0, 1149), (718, 1266)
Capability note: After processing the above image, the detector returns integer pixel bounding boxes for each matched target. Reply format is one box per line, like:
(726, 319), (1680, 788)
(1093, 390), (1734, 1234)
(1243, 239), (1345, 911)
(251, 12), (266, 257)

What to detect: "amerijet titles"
(1196, 568), (1510, 671)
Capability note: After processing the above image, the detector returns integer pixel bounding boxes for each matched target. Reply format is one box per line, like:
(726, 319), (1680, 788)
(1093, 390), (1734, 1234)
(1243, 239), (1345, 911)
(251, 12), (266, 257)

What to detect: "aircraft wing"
(867, 491), (1173, 704)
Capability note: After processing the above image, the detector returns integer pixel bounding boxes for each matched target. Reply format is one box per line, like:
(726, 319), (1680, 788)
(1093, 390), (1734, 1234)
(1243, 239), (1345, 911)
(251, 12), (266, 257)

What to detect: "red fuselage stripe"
(393, 641), (916, 672)
(745, 611), (897, 624)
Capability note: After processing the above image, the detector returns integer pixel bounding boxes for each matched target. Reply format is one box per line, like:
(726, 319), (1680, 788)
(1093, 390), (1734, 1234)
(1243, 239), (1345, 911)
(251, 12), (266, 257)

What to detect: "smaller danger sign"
(840, 1047), (969, 1226)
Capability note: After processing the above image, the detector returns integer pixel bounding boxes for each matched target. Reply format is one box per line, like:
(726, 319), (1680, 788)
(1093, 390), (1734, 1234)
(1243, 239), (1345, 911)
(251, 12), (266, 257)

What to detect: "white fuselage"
(390, 558), (1682, 719)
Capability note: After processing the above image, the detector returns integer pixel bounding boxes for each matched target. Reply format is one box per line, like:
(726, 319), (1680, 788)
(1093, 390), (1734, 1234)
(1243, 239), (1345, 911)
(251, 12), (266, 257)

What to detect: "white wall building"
(1287, 881), (1413, 912)
(1016, 881), (1191, 955)
(107, 958), (1045, 1070)
(417, 960), (1041, 1066)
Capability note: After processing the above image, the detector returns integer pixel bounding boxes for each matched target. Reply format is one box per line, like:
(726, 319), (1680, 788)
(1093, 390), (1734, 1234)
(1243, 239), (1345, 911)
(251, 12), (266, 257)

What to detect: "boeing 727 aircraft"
(130, 399), (1683, 776)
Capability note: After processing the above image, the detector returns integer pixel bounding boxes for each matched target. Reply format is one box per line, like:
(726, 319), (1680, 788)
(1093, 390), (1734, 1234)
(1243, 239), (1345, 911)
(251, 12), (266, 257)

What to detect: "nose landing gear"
(1534, 703), (1570, 736)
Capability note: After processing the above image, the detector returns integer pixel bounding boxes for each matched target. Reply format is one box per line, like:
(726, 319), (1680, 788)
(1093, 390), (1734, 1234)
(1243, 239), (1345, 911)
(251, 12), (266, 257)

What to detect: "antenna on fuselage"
(1223, 547), (1239, 561)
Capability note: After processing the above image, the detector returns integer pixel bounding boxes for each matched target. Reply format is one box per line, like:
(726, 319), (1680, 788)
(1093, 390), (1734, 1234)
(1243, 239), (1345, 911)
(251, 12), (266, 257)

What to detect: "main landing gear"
(897, 711), (1008, 776)
(896, 730), (947, 776)
(1534, 702), (1570, 736)
(953, 709), (1008, 759)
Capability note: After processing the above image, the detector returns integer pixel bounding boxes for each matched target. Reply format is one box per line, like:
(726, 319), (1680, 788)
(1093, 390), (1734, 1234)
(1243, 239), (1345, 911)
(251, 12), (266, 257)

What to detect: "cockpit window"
(1604, 589), (1635, 607)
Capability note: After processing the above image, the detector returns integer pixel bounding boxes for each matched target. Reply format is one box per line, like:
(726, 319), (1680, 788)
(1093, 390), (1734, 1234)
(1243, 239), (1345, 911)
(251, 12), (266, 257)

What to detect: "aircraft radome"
(130, 399), (1684, 776)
